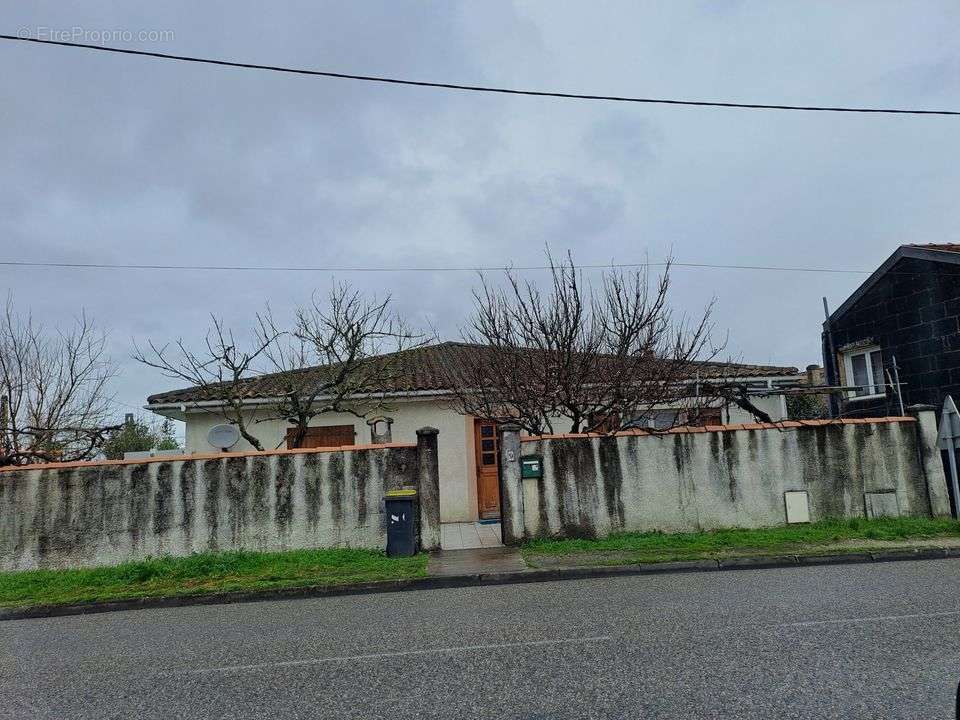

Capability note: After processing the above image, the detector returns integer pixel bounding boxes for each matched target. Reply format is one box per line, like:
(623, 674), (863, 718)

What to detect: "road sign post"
(936, 396), (960, 519)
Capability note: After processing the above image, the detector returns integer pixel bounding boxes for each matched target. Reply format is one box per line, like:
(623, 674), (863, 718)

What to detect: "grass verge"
(522, 517), (960, 566)
(0, 548), (428, 610)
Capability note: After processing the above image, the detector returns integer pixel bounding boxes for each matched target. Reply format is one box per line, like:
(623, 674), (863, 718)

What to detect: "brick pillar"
(499, 424), (525, 545)
(415, 427), (441, 550)
(906, 404), (952, 517)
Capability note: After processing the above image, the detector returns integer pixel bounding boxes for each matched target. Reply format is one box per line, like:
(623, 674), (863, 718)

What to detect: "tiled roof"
(908, 243), (960, 253)
(146, 341), (800, 405)
(519, 415), (915, 441)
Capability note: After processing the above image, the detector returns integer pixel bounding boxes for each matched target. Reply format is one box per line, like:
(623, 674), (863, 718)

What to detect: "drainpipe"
(822, 297), (839, 419)
(891, 355), (905, 416)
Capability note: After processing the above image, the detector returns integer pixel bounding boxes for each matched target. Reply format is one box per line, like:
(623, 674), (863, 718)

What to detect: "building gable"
(824, 246), (960, 415)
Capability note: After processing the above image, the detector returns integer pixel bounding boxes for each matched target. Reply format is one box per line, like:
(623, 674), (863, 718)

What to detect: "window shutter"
(286, 425), (356, 449)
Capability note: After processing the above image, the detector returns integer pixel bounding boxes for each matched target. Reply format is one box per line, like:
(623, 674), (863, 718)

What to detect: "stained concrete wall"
(502, 409), (952, 543)
(0, 437), (441, 571)
(179, 398), (478, 523)
(173, 393), (793, 524)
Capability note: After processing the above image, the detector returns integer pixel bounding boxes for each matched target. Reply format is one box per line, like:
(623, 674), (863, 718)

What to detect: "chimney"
(367, 416), (394, 444)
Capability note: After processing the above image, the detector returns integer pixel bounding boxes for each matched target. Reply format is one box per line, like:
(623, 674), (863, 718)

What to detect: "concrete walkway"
(440, 521), (502, 550)
(427, 546), (527, 576)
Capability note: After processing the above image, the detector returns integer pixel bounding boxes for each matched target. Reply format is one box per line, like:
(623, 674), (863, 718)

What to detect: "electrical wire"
(0, 259), (872, 274)
(2, 34), (957, 116)
(2, 258), (957, 277)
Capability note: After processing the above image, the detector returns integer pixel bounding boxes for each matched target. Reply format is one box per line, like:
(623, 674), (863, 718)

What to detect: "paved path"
(427, 546), (527, 576)
(3, 559), (960, 719)
(440, 521), (503, 549)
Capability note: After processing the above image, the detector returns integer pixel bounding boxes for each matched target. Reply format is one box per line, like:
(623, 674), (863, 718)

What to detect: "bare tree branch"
(448, 250), (737, 435)
(133, 315), (278, 451)
(0, 295), (118, 466)
(258, 284), (426, 448)
(135, 285), (425, 451)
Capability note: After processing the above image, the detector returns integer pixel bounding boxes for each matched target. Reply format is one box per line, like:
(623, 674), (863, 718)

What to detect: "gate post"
(499, 424), (525, 545)
(908, 404), (952, 517)
(416, 427), (441, 550)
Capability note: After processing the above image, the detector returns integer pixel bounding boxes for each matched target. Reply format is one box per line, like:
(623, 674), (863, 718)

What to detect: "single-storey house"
(145, 341), (802, 524)
(823, 244), (960, 418)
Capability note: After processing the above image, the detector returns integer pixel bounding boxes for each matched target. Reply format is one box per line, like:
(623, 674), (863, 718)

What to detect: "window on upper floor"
(842, 346), (885, 399)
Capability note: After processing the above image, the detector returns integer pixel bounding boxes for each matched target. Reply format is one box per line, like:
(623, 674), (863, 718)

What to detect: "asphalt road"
(3, 559), (960, 719)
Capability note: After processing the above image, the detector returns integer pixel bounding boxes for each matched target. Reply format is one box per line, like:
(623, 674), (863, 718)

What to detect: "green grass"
(0, 547), (428, 610)
(523, 517), (960, 565)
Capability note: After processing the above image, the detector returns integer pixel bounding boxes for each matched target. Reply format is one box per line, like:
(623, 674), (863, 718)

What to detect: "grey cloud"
(459, 176), (625, 248)
(0, 0), (958, 423)
(583, 115), (661, 173)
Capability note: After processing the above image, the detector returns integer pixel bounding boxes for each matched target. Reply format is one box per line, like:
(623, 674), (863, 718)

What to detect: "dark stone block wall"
(823, 256), (960, 417)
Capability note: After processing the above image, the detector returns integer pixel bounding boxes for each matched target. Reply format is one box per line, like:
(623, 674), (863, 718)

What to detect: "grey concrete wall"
(502, 411), (952, 543)
(0, 442), (437, 571)
(499, 424), (525, 546)
(181, 399), (479, 523)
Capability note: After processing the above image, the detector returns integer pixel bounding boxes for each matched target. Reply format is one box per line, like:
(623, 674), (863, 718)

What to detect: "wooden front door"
(474, 420), (501, 519)
(286, 424), (356, 449)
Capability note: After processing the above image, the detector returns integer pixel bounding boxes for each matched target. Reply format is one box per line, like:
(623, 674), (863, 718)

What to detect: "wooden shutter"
(689, 407), (723, 426)
(286, 425), (356, 449)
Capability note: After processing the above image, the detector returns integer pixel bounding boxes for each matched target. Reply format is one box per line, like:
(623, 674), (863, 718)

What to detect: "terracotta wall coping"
(0, 442), (418, 474)
(519, 416), (916, 442)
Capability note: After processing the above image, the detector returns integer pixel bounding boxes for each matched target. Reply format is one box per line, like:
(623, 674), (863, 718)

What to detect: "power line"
(2, 34), (958, 117)
(0, 259), (872, 274)
(110, 399), (148, 412)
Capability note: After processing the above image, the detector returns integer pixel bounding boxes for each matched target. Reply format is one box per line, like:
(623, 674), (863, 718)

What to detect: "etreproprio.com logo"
(18, 27), (175, 43)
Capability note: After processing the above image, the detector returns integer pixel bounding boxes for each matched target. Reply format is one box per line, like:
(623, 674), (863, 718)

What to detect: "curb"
(3, 546), (957, 622)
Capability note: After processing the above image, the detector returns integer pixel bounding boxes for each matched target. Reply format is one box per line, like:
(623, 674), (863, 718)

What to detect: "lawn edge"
(3, 545), (959, 622)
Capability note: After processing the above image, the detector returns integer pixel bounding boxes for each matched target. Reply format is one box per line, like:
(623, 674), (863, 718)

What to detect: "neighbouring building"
(822, 244), (960, 418)
(145, 341), (802, 524)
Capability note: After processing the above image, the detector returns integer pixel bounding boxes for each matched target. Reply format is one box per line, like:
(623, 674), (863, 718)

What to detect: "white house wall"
(727, 394), (787, 424)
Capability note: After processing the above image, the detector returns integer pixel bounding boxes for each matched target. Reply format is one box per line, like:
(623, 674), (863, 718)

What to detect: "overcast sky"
(2, 1), (958, 431)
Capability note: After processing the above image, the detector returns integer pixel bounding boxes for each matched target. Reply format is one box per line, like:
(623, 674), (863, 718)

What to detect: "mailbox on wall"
(520, 455), (543, 479)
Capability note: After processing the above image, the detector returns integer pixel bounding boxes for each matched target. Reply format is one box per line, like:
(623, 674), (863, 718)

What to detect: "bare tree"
(449, 252), (733, 435)
(135, 285), (424, 451)
(133, 317), (278, 451)
(0, 297), (118, 466)
(256, 284), (425, 448)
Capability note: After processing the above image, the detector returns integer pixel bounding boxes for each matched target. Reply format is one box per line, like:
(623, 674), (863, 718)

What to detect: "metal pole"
(0, 394), (8, 455)
(822, 297), (839, 419)
(940, 398), (960, 520)
(694, 371), (700, 422)
(948, 446), (960, 520)
(891, 355), (905, 416)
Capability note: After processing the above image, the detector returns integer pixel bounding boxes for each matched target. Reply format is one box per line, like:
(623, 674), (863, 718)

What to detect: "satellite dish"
(207, 424), (240, 450)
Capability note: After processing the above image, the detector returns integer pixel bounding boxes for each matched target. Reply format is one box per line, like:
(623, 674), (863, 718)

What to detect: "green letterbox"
(520, 455), (543, 479)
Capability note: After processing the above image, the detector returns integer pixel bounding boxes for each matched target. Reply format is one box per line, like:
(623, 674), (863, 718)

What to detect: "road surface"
(3, 558), (960, 719)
